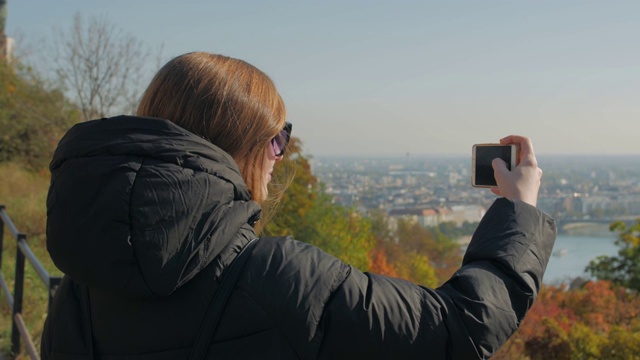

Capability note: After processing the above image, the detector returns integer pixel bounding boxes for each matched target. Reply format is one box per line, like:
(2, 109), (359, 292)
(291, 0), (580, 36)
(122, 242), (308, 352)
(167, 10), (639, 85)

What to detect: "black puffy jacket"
(42, 116), (557, 359)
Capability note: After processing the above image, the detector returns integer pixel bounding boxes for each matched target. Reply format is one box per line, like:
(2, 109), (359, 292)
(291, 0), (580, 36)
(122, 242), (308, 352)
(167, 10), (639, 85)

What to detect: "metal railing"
(0, 205), (62, 360)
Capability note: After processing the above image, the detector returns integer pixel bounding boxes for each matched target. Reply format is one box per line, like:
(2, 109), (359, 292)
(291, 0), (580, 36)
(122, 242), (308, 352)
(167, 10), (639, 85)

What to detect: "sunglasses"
(270, 122), (292, 157)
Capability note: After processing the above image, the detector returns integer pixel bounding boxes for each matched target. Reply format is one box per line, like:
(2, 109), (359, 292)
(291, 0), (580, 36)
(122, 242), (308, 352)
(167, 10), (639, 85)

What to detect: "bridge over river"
(556, 217), (637, 235)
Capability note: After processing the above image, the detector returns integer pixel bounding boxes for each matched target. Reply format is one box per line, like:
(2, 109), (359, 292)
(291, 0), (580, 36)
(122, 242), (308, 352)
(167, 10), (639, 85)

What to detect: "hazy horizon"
(6, 1), (640, 157)
(312, 153), (640, 159)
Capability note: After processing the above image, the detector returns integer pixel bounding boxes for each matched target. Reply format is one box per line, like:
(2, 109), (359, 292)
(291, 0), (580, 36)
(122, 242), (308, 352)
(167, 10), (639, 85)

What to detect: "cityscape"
(311, 154), (640, 238)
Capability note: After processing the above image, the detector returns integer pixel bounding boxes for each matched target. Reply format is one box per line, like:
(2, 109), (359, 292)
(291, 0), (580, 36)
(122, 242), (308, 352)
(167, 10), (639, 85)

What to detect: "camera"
(471, 144), (519, 187)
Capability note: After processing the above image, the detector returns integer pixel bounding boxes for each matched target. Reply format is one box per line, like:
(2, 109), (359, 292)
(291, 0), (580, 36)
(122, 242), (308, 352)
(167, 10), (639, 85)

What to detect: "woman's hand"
(490, 135), (542, 207)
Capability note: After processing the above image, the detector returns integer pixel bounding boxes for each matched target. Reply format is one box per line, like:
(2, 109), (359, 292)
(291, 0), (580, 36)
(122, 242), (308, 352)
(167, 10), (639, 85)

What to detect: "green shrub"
(0, 58), (80, 171)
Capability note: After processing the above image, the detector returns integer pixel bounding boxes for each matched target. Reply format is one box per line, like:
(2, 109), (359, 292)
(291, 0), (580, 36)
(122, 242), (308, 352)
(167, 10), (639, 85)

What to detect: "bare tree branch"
(50, 13), (151, 120)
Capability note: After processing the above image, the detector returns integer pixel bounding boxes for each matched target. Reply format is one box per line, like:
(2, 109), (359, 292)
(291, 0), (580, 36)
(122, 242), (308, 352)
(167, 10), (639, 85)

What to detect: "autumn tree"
(263, 138), (375, 271)
(369, 247), (399, 277)
(393, 219), (461, 284)
(492, 281), (640, 359)
(600, 327), (640, 359)
(586, 219), (640, 292)
(263, 137), (317, 236)
(48, 13), (152, 120)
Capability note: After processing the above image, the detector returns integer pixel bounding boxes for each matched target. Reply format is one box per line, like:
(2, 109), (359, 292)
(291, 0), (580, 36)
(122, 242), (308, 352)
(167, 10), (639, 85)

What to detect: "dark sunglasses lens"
(272, 130), (287, 156)
(278, 130), (289, 147)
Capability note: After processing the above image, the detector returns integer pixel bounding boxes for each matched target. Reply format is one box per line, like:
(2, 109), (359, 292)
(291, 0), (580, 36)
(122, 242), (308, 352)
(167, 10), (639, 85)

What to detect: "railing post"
(11, 233), (27, 357)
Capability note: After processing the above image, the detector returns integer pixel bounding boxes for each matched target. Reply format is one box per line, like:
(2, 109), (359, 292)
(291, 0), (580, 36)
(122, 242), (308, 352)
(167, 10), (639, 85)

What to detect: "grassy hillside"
(0, 162), (61, 358)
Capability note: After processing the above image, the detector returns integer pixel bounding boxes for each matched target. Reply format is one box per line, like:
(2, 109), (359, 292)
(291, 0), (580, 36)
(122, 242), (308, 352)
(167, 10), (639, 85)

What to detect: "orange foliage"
(519, 284), (577, 335)
(493, 280), (640, 359)
(369, 248), (399, 278)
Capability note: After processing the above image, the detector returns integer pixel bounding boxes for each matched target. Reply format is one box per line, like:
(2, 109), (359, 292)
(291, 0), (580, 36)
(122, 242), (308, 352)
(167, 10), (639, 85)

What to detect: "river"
(543, 232), (619, 285)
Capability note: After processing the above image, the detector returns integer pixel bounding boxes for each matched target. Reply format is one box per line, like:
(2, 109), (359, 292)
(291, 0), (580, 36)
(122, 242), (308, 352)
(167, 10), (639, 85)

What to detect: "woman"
(42, 52), (556, 359)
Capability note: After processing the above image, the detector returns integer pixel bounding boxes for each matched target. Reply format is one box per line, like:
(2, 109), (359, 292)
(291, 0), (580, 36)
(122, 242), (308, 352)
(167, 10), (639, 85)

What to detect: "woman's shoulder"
(242, 235), (351, 307)
(250, 236), (351, 282)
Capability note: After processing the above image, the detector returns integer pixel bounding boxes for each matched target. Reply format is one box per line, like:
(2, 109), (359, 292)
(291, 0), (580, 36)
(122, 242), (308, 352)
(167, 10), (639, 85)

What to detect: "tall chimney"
(0, 0), (7, 59)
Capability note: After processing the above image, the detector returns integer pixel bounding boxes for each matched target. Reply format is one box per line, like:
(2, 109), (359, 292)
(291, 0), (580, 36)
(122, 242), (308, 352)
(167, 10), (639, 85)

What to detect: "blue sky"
(6, 1), (640, 156)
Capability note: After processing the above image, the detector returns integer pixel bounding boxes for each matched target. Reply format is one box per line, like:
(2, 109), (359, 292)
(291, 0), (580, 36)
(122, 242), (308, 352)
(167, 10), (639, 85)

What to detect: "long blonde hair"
(136, 52), (286, 203)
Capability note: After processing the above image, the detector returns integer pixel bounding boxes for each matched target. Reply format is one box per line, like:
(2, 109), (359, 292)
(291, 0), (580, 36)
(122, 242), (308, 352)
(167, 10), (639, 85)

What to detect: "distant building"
(580, 196), (611, 214)
(3, 36), (13, 61)
(562, 194), (585, 214)
(436, 207), (453, 223)
(387, 208), (423, 230)
(387, 204), (485, 233)
(449, 205), (486, 225)
(0, 0), (13, 61)
(621, 196), (640, 214)
(537, 197), (560, 216)
(419, 209), (438, 227)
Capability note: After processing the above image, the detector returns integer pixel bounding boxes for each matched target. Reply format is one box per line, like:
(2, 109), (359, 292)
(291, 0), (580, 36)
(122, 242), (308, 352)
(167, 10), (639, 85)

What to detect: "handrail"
(0, 204), (62, 360)
(0, 205), (20, 236)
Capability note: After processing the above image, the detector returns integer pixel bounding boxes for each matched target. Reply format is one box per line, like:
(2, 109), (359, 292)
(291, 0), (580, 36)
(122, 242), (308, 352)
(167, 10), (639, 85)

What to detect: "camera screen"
(475, 146), (513, 186)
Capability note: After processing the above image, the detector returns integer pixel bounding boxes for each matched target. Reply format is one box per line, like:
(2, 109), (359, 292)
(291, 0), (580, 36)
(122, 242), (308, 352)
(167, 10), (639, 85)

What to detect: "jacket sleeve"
(316, 198), (557, 359)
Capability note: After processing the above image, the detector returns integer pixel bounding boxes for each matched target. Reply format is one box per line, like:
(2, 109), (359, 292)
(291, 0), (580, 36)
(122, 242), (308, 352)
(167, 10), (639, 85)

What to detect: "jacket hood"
(46, 115), (261, 297)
